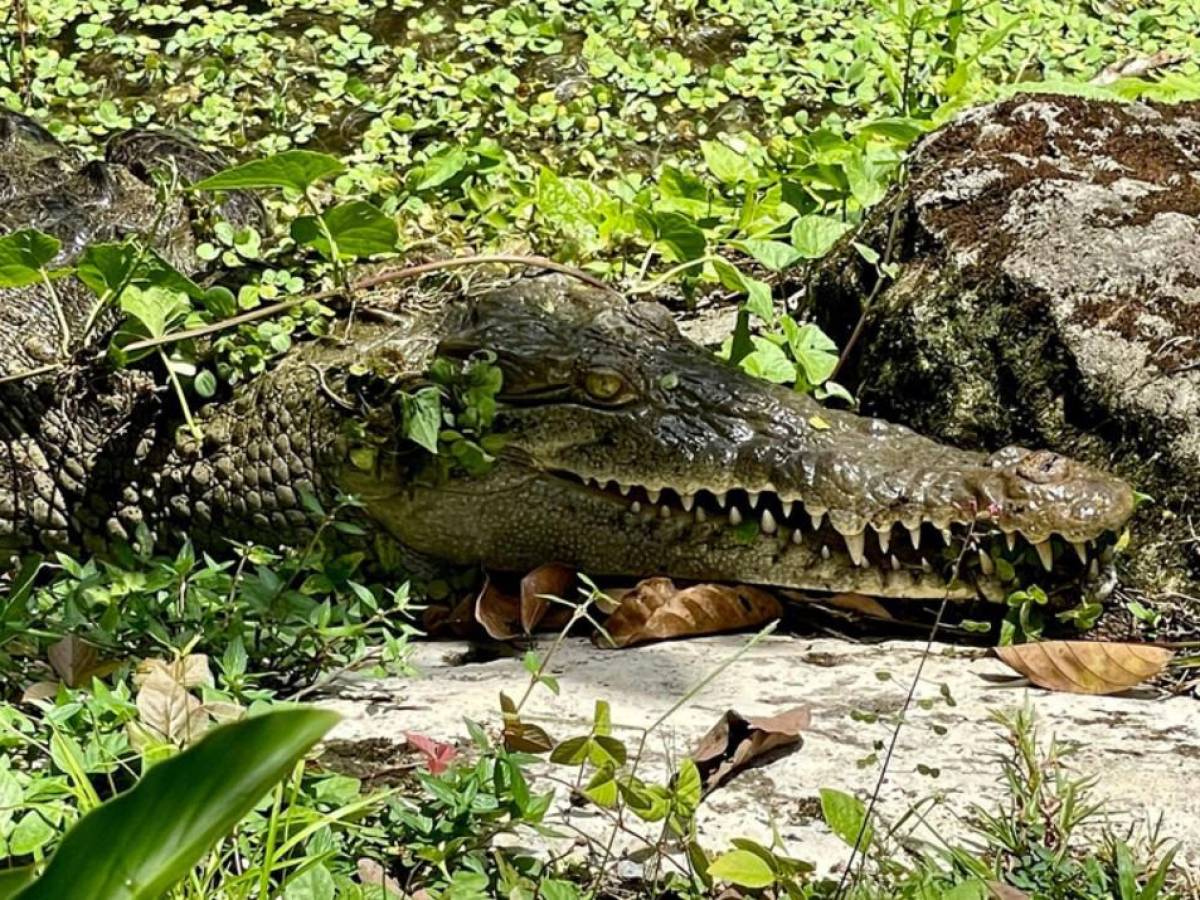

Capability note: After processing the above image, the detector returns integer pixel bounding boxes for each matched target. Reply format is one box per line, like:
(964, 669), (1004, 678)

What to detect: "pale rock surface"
(321, 635), (1200, 874)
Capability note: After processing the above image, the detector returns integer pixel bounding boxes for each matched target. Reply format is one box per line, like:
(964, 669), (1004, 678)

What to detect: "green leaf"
(0, 229), (61, 287)
(283, 863), (336, 900)
(193, 369), (218, 398)
(549, 736), (592, 766)
(582, 766), (618, 809)
(673, 758), (702, 820)
(857, 117), (928, 144)
(75, 242), (138, 297)
(414, 147), (469, 191)
(0, 868), (34, 900)
(16, 709), (339, 900)
(708, 849), (776, 889)
(701, 140), (755, 185)
(739, 337), (796, 384)
(291, 201), (398, 260)
(783, 320), (840, 386)
(819, 787), (873, 850)
(118, 285), (191, 340)
(791, 215), (853, 259)
(191, 151), (344, 194)
(402, 388), (443, 455)
(734, 238), (801, 273)
(654, 211), (706, 263)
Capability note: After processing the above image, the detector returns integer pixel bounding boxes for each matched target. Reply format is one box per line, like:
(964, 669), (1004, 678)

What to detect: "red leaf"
(404, 731), (458, 775)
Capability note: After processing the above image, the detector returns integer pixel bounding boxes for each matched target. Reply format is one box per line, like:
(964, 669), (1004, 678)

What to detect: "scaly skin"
(0, 116), (1136, 599)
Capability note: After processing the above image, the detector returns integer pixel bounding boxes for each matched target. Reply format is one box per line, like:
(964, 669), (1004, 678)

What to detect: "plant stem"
(41, 268), (72, 356)
(159, 348), (202, 440)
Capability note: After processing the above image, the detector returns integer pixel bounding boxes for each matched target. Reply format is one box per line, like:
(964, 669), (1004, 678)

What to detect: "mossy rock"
(813, 93), (1200, 596)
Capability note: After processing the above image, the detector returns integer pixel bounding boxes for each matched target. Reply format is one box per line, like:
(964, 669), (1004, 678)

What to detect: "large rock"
(813, 94), (1200, 595)
(321, 636), (1200, 876)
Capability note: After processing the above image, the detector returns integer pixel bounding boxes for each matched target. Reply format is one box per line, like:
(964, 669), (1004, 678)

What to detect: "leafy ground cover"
(2, 0), (1200, 896)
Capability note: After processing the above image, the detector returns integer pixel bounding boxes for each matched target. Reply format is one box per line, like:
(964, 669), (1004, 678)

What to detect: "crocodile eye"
(582, 369), (629, 404)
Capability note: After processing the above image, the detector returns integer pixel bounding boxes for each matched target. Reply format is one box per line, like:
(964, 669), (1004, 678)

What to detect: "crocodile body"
(0, 114), (1135, 599)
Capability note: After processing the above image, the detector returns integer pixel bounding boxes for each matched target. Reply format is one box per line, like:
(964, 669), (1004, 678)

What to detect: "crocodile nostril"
(1017, 450), (1068, 484)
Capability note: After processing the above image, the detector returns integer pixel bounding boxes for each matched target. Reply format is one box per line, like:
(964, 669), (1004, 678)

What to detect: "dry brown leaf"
(422, 595), (476, 638)
(691, 706), (811, 792)
(520, 563), (575, 634)
(597, 578), (782, 648)
(994, 641), (1172, 695)
(134, 654), (213, 690)
(475, 578), (522, 640)
(20, 681), (60, 703)
(135, 669), (209, 746)
(824, 592), (894, 620)
(46, 635), (117, 687)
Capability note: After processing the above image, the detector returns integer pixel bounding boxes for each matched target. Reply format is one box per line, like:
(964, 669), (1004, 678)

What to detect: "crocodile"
(0, 114), (1136, 600)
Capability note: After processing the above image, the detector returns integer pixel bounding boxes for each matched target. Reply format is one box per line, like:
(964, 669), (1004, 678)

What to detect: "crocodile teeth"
(1071, 541), (1088, 564)
(729, 506), (743, 526)
(821, 545), (831, 560)
(907, 525), (921, 550)
(1005, 531), (1016, 553)
(844, 531), (866, 567)
(781, 500), (794, 519)
(630, 501), (641, 514)
(681, 494), (695, 512)
(747, 491), (761, 509)
(1034, 540), (1054, 571)
(646, 488), (661, 504)
(761, 509), (778, 534)
(978, 549), (995, 575)
(659, 505), (671, 518)
(714, 491), (727, 509)
(921, 557), (932, 572)
(619, 484), (631, 497)
(1089, 558), (1099, 579)
(810, 510), (825, 530)
(695, 507), (707, 523)
(940, 527), (952, 546)
(889, 554), (900, 570)
(792, 528), (803, 544)
(876, 525), (891, 555)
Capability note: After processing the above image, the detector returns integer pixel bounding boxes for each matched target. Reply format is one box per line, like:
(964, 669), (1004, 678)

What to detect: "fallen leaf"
(520, 563), (575, 633)
(994, 641), (1172, 695)
(597, 578), (782, 648)
(46, 636), (117, 687)
(423, 594), (475, 638)
(824, 592), (894, 620)
(691, 706), (811, 792)
(475, 578), (522, 640)
(404, 731), (458, 774)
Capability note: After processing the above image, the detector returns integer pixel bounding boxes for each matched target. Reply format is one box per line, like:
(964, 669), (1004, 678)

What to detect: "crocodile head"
(345, 277), (1135, 599)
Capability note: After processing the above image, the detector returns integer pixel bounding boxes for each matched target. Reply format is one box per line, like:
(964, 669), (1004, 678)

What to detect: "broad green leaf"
(743, 278), (774, 324)
(549, 736), (591, 766)
(17, 709), (339, 900)
(0, 230), (61, 287)
(582, 766), (618, 809)
(673, 758), (702, 820)
(791, 215), (853, 259)
(402, 388), (443, 455)
(708, 849), (776, 889)
(734, 238), (801, 272)
(654, 211), (706, 263)
(118, 285), (191, 340)
(414, 147), (468, 191)
(701, 140), (756, 185)
(75, 242), (138, 296)
(820, 787), (873, 850)
(857, 117), (928, 144)
(0, 868), (34, 900)
(740, 338), (795, 384)
(291, 201), (398, 260)
(282, 863), (336, 900)
(191, 151), (344, 194)
(783, 320), (839, 386)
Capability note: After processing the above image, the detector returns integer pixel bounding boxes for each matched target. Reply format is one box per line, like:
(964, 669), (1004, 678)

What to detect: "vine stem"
(0, 253), (614, 387)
